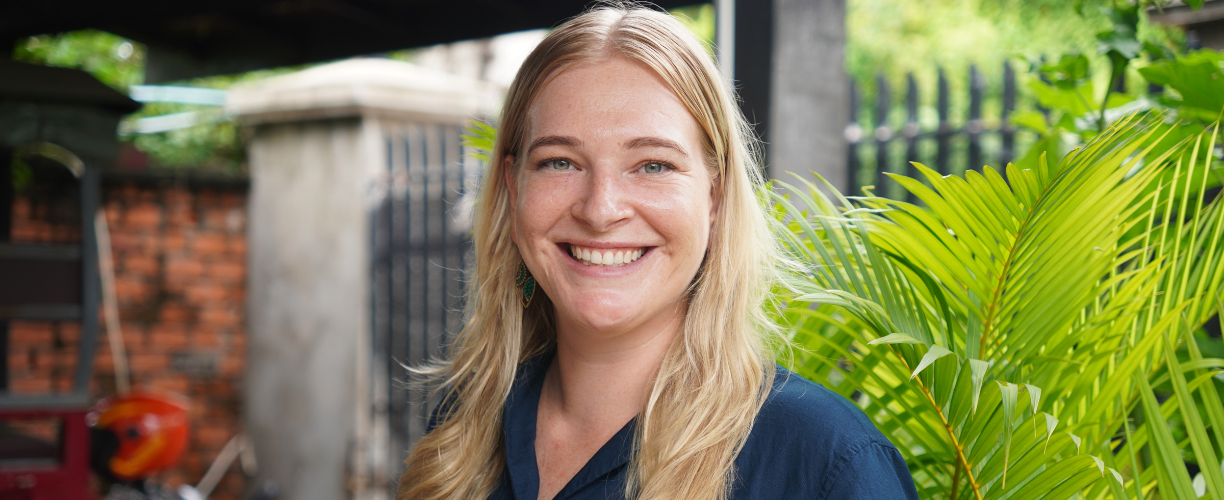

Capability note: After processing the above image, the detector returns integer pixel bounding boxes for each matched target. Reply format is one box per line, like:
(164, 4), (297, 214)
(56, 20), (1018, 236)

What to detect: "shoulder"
(731, 366), (917, 500)
(753, 366), (882, 438)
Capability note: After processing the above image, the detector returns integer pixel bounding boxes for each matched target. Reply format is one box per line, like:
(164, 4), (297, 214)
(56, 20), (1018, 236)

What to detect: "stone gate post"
(227, 59), (495, 500)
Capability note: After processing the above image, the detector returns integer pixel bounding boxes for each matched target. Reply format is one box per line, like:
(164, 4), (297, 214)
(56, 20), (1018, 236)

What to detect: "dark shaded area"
(734, 0), (774, 155)
(3, 0), (695, 83)
(0, 259), (82, 307)
(0, 61), (141, 112)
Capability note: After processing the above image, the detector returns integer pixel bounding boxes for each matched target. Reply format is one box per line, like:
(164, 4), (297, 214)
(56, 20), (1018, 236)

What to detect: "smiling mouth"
(568, 244), (646, 266)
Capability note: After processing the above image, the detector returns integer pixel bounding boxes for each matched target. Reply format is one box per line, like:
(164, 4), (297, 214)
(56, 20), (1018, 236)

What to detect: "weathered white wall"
(769, 0), (848, 190)
(230, 58), (496, 500)
(244, 118), (370, 500)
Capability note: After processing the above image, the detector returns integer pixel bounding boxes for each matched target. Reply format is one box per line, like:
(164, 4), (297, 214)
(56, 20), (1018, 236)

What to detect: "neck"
(544, 302), (686, 426)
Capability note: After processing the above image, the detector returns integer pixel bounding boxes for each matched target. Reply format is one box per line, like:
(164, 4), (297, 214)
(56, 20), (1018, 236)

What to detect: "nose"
(572, 170), (632, 231)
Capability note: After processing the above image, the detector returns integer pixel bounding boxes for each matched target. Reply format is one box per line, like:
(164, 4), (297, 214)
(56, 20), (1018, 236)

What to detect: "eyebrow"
(525, 135), (690, 158)
(625, 136), (689, 157)
(527, 135), (582, 155)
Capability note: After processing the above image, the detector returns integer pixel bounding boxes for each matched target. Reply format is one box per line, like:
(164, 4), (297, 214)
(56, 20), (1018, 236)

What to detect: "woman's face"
(507, 56), (717, 338)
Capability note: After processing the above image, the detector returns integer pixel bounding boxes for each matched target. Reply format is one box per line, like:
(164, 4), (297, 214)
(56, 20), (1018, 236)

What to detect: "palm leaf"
(774, 112), (1224, 498)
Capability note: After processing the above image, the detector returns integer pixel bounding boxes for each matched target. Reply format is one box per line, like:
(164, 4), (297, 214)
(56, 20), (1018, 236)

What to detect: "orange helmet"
(89, 392), (189, 481)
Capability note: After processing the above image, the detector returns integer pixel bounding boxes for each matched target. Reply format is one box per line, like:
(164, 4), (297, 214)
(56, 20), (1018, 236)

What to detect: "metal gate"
(369, 122), (479, 477)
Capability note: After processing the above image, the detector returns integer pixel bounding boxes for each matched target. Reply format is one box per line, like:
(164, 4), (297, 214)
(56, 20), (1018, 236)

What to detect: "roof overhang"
(3, 0), (696, 83)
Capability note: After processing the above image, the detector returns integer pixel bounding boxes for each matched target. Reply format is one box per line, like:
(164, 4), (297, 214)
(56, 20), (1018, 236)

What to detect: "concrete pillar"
(733, 0), (847, 191)
(226, 59), (495, 500)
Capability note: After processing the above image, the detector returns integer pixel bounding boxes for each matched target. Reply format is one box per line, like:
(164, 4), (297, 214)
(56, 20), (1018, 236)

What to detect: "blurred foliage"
(12, 31), (305, 173)
(846, 0), (1184, 129)
(1010, 1), (1224, 197)
(13, 30), (144, 91)
(670, 3), (715, 54)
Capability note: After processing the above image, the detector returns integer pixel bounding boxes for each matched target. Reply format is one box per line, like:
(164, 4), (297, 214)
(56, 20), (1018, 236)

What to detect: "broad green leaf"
(910, 344), (953, 380)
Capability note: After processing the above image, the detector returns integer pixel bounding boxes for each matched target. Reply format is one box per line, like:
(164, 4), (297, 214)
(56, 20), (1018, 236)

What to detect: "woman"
(398, 5), (918, 499)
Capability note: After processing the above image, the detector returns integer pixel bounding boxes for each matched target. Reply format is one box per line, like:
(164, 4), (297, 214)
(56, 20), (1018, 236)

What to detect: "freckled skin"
(506, 56), (717, 340)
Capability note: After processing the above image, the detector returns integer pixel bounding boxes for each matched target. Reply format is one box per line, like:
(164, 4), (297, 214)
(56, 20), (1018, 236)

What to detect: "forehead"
(526, 57), (701, 146)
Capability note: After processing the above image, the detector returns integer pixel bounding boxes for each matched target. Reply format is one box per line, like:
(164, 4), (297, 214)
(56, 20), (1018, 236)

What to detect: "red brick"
(8, 354), (28, 371)
(202, 208), (229, 230)
(9, 322), (53, 344)
(129, 353), (168, 372)
(221, 192), (244, 208)
(208, 262), (246, 284)
(121, 324), (147, 348)
(165, 188), (192, 205)
(148, 325), (190, 350)
(166, 257), (205, 281)
(10, 378), (52, 394)
(219, 356), (244, 377)
(146, 375), (189, 394)
(11, 197), (30, 218)
(125, 203), (162, 229)
(199, 308), (239, 327)
(194, 425), (232, 448)
(57, 322), (81, 343)
(192, 329), (225, 348)
(191, 234), (227, 255)
(228, 238), (247, 256)
(114, 277), (150, 304)
(108, 231), (144, 251)
(104, 204), (121, 225)
(159, 302), (195, 323)
(185, 284), (228, 305)
(122, 254), (159, 276)
(164, 231), (187, 252)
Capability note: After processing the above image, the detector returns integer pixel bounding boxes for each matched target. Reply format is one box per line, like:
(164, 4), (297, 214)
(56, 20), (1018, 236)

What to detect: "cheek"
(516, 175), (577, 238)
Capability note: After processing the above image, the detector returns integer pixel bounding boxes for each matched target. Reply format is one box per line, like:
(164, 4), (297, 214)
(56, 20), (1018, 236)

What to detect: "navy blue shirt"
(438, 355), (918, 499)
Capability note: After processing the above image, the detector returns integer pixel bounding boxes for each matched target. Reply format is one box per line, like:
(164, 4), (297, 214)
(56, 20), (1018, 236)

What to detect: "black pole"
(0, 147), (11, 391)
(904, 73), (919, 204)
(847, 80), (861, 194)
(936, 68), (951, 177)
(968, 64), (983, 173)
(874, 74), (890, 196)
(1001, 61), (1016, 173)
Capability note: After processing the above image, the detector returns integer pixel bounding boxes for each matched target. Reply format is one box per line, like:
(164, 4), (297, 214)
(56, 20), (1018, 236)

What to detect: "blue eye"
(542, 159), (572, 170)
(641, 161), (670, 174)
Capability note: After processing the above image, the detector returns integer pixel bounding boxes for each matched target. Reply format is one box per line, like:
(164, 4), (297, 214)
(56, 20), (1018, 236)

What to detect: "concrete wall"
(230, 58), (496, 500)
(244, 118), (370, 500)
(770, 0), (848, 191)
(730, 0), (848, 190)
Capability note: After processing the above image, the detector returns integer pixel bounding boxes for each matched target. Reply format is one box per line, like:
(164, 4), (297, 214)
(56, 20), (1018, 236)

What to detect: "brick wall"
(8, 174), (249, 500)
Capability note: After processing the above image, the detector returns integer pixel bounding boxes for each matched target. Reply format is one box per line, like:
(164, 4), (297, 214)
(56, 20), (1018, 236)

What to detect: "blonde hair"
(397, 4), (780, 499)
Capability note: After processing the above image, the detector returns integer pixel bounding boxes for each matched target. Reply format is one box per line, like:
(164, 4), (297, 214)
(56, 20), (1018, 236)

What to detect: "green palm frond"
(774, 111), (1224, 499)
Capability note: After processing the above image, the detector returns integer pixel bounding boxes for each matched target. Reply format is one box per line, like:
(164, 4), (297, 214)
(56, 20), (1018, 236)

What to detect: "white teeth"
(569, 245), (646, 267)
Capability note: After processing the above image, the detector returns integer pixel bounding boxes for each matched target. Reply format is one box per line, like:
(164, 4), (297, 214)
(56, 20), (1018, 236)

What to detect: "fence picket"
(968, 64), (983, 172)
(936, 68), (951, 177)
(873, 74), (890, 194)
(905, 73), (919, 204)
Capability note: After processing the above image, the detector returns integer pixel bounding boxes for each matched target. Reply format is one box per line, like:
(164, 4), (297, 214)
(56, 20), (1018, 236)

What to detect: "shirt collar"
(503, 352), (637, 499)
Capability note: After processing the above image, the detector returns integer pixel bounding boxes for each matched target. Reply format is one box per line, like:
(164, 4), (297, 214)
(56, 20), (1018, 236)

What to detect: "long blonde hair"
(397, 5), (780, 499)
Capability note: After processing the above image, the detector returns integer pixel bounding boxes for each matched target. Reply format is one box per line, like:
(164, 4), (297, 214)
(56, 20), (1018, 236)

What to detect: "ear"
(504, 155), (518, 244)
(708, 175), (722, 233)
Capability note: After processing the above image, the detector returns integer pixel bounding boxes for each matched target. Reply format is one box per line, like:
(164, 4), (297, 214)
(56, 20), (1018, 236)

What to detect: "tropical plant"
(772, 111), (1224, 499)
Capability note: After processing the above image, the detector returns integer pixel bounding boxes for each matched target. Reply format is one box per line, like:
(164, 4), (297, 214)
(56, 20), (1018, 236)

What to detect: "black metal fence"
(369, 122), (478, 472)
(846, 62), (1029, 201)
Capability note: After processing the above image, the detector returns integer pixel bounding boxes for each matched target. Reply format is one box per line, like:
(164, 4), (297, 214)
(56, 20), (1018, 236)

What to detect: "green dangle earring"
(515, 261), (536, 308)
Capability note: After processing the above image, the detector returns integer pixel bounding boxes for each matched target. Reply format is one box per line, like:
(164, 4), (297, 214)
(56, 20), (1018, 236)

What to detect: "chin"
(560, 301), (644, 333)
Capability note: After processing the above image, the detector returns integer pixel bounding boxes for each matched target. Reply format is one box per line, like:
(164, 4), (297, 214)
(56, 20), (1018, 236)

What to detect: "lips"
(568, 244), (645, 266)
